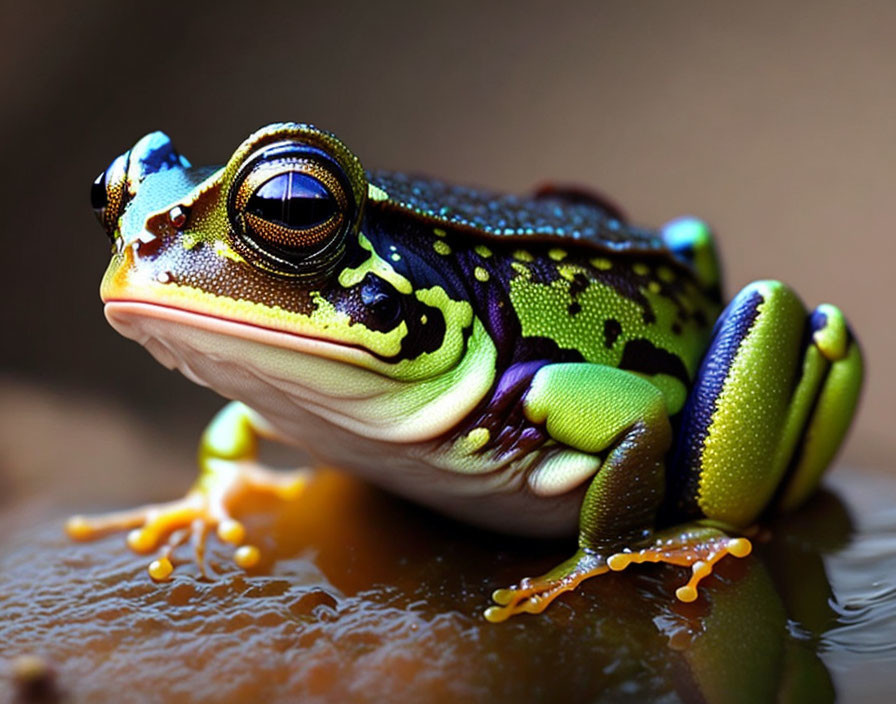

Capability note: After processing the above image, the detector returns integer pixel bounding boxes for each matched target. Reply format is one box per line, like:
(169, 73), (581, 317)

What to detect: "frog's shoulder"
(367, 170), (669, 257)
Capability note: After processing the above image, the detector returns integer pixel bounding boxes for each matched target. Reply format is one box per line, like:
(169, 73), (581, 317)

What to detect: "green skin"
(76, 123), (863, 620)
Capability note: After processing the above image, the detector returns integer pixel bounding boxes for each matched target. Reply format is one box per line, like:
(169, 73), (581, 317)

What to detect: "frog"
(71, 123), (863, 622)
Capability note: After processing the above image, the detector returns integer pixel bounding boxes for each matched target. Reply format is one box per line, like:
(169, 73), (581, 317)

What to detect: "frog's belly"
(105, 302), (583, 537)
(257, 403), (584, 537)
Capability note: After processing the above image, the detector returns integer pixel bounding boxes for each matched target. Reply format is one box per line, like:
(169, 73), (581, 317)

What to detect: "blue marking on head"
(132, 132), (191, 181)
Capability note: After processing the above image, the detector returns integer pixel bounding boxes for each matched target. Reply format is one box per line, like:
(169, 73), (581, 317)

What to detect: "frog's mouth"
(103, 300), (495, 444)
(104, 300), (393, 373)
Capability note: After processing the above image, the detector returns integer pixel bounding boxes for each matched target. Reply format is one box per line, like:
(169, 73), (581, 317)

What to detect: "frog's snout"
(90, 131), (190, 240)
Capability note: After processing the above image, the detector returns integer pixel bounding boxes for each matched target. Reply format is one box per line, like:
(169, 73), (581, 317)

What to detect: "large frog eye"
(229, 142), (358, 277)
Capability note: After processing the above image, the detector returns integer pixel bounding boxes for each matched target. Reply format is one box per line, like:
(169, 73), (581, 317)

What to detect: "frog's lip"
(103, 299), (390, 370)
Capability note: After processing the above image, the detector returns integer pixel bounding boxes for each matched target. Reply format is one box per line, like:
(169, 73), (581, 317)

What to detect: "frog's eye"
(229, 143), (358, 277)
(91, 152), (130, 240)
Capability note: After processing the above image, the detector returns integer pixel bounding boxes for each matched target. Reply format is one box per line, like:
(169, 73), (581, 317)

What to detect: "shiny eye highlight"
(90, 170), (108, 211)
(248, 172), (338, 230)
(229, 143), (358, 277)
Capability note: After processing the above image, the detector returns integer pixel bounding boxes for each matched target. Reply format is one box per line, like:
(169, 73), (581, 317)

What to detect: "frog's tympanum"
(73, 124), (863, 621)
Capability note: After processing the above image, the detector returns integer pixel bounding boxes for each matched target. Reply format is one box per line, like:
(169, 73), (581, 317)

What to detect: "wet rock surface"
(1, 380), (893, 703)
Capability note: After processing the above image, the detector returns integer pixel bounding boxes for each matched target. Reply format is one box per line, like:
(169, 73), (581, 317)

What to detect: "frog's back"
(369, 170), (671, 255)
(367, 171), (721, 415)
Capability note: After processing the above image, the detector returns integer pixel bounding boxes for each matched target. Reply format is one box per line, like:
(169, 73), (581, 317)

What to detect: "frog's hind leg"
(485, 278), (864, 622)
(670, 280), (863, 528)
(485, 363), (674, 622)
(605, 282), (861, 609)
(776, 304), (863, 511)
(66, 402), (308, 580)
(485, 523), (752, 619)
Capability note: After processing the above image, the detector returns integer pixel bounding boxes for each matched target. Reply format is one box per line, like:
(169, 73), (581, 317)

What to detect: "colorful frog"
(71, 123), (863, 621)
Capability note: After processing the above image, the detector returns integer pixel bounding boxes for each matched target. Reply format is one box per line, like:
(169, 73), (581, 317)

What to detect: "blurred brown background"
(1, 0), (893, 469)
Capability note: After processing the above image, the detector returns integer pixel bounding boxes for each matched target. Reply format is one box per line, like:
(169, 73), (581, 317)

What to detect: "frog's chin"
(102, 300), (493, 444)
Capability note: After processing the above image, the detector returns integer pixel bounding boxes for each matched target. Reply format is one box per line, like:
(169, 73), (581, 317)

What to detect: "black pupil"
(90, 170), (107, 211)
(248, 171), (337, 229)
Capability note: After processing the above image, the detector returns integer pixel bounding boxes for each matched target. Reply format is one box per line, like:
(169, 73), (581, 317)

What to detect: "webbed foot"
(484, 549), (609, 623)
(66, 461), (306, 580)
(66, 401), (306, 580)
(606, 525), (752, 603)
(485, 524), (751, 621)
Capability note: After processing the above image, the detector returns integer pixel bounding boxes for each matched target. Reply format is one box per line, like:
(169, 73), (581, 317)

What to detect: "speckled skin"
(78, 123), (863, 620)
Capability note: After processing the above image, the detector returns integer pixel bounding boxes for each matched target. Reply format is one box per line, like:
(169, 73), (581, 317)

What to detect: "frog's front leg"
(485, 364), (749, 622)
(66, 402), (307, 580)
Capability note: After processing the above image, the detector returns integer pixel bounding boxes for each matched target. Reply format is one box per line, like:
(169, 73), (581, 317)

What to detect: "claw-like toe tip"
(217, 519), (245, 545)
(148, 557), (174, 581)
(483, 606), (509, 623)
(234, 544), (261, 569)
(65, 516), (91, 541)
(728, 538), (752, 558)
(127, 528), (156, 553)
(675, 585), (698, 602)
(491, 588), (514, 605)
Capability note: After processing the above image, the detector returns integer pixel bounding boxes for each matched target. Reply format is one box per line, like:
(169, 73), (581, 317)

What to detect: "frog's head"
(91, 124), (495, 441)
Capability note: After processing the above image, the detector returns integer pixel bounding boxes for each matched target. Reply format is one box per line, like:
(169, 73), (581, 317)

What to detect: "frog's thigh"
(675, 281), (863, 526)
(523, 363), (671, 547)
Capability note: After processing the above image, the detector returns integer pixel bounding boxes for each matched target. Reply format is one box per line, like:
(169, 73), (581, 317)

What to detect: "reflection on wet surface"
(817, 472), (896, 702)
(0, 383), (894, 703)
(826, 508), (896, 656)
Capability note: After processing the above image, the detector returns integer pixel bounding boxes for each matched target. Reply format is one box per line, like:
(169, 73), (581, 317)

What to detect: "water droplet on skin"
(168, 206), (188, 229)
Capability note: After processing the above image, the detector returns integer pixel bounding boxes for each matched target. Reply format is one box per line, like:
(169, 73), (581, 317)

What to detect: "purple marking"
(668, 286), (764, 518)
(490, 360), (550, 410)
(808, 308), (828, 334)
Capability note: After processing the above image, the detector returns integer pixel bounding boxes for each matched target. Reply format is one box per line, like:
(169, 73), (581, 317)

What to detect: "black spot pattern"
(618, 338), (690, 387)
(603, 319), (622, 348)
